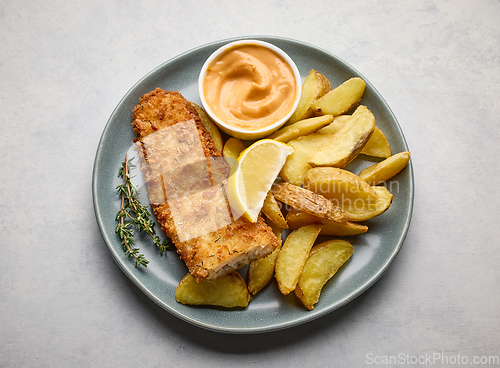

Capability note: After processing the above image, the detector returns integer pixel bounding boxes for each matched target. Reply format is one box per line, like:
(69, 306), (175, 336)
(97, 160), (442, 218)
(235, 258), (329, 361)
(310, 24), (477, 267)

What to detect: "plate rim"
(92, 35), (414, 334)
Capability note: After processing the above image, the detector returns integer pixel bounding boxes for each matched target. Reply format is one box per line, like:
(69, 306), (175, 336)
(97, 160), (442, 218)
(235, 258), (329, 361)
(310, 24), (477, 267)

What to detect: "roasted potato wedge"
(248, 245), (281, 295)
(265, 216), (284, 239)
(280, 133), (335, 186)
(190, 102), (224, 152)
(343, 185), (393, 221)
(176, 272), (251, 308)
(309, 105), (376, 168)
(286, 208), (368, 236)
(248, 217), (282, 296)
(272, 182), (350, 223)
(304, 167), (378, 209)
(222, 137), (245, 159)
(262, 191), (288, 229)
(304, 168), (393, 221)
(316, 115), (352, 135)
(360, 126), (391, 158)
(287, 70), (331, 125)
(222, 137), (245, 168)
(311, 77), (366, 116)
(267, 115), (334, 143)
(275, 223), (323, 295)
(359, 151), (411, 185)
(295, 239), (353, 310)
(318, 117), (391, 159)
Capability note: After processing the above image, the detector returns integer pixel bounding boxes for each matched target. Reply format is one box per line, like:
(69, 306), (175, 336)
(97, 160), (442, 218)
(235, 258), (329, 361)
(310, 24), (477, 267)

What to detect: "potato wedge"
(295, 239), (353, 310)
(275, 223), (323, 295)
(262, 191), (288, 229)
(264, 215), (284, 239)
(316, 115), (352, 135)
(267, 115), (334, 143)
(248, 245), (281, 295)
(343, 185), (393, 221)
(222, 137), (245, 159)
(304, 167), (378, 209)
(311, 77), (365, 116)
(280, 133), (335, 186)
(190, 102), (224, 152)
(272, 182), (350, 223)
(286, 208), (368, 236)
(287, 70), (331, 125)
(304, 170), (393, 221)
(359, 151), (411, 185)
(360, 126), (391, 158)
(249, 216), (282, 296)
(176, 271), (251, 308)
(222, 137), (245, 167)
(309, 105), (376, 168)
(318, 118), (391, 159)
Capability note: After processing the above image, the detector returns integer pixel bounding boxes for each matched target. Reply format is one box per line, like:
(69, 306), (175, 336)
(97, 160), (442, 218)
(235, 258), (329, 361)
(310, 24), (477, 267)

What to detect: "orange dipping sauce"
(203, 44), (297, 130)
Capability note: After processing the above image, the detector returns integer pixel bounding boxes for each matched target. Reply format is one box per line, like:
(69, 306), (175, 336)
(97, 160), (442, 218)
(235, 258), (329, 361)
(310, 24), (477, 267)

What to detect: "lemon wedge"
(227, 139), (294, 223)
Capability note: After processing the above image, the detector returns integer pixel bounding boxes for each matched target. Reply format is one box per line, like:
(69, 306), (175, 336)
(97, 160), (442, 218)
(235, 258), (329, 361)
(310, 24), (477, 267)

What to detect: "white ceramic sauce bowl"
(198, 40), (302, 141)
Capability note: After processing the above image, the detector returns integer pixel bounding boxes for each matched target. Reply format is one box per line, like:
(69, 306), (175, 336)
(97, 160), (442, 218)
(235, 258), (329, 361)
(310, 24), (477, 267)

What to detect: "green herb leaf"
(115, 154), (173, 268)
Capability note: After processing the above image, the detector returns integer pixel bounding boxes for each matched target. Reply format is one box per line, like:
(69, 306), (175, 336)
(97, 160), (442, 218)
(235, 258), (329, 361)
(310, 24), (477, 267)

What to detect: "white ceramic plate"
(92, 36), (414, 334)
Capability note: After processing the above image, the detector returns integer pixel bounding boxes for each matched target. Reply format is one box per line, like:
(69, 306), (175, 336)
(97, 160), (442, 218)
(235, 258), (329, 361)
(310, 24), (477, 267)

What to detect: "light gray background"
(1, 0), (499, 367)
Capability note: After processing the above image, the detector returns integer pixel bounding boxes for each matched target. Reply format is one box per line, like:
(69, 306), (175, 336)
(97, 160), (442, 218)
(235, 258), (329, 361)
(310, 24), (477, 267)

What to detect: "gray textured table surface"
(1, 1), (499, 367)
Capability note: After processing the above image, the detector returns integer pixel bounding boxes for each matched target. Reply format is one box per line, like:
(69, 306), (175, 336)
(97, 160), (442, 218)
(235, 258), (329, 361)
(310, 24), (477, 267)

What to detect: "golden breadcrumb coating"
(132, 88), (280, 281)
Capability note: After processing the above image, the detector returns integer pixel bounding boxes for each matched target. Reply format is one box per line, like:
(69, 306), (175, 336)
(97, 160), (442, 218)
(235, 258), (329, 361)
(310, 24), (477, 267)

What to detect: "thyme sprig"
(115, 154), (173, 267)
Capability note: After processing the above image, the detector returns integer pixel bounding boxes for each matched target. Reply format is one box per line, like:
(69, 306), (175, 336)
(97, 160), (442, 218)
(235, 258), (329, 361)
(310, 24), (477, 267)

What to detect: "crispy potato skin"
(300, 163), (395, 222)
(286, 208), (368, 236)
(272, 182), (350, 223)
(304, 167), (378, 205)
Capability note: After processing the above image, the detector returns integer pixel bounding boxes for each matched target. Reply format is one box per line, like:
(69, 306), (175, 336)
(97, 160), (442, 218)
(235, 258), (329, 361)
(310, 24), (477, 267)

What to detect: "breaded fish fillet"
(132, 88), (281, 282)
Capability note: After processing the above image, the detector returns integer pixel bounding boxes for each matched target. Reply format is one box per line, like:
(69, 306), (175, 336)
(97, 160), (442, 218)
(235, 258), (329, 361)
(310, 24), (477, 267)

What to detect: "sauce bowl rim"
(198, 39), (302, 140)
